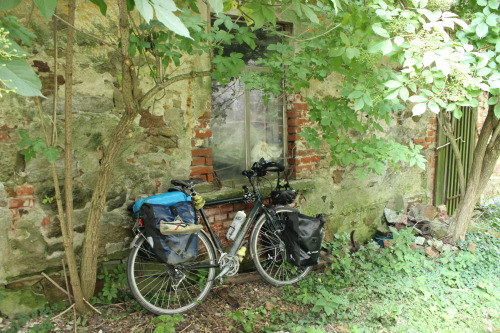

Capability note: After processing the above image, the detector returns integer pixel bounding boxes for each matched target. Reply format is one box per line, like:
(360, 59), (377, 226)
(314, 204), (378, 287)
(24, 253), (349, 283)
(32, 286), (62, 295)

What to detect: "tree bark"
(80, 0), (139, 299)
(448, 102), (500, 240)
(46, 0), (87, 313)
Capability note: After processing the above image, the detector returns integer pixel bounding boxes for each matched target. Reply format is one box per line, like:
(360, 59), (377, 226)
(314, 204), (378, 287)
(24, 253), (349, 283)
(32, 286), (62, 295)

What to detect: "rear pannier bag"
(283, 212), (325, 267)
(133, 192), (199, 265)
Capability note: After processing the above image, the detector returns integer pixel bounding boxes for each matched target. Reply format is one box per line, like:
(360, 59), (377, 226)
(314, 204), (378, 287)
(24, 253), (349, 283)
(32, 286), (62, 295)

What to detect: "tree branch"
(139, 70), (212, 108)
(53, 14), (117, 48)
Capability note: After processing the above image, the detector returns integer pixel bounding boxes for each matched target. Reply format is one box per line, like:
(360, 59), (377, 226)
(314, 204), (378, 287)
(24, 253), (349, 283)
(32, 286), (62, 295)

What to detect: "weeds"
(151, 314), (184, 333)
(226, 217), (500, 332)
(93, 263), (129, 305)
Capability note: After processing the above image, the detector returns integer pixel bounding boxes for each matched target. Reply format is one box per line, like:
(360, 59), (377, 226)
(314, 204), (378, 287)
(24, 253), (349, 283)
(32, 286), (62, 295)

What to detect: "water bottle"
(226, 211), (246, 241)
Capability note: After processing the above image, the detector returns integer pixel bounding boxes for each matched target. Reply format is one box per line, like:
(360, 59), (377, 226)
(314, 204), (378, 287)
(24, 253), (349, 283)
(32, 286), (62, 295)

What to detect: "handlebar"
(243, 158), (284, 178)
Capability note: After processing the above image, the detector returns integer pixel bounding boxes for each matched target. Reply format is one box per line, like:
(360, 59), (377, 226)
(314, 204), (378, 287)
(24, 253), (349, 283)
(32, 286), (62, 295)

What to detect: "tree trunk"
(79, 0), (140, 299)
(448, 102), (500, 240)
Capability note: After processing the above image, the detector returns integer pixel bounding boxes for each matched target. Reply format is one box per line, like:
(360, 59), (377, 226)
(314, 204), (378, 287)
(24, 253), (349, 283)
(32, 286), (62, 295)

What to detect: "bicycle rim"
(250, 206), (312, 286)
(127, 231), (216, 315)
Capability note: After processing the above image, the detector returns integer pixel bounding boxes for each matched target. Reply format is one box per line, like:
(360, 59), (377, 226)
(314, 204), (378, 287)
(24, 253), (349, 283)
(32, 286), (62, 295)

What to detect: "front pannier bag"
(283, 212), (325, 267)
(133, 192), (200, 265)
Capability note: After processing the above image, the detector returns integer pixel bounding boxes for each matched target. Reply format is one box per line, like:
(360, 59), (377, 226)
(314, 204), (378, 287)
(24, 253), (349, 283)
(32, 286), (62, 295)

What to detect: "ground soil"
(4, 272), (317, 333)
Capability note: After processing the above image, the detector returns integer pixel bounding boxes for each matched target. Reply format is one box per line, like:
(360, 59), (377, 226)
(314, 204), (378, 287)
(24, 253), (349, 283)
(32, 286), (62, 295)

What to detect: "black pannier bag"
(139, 200), (199, 265)
(283, 212), (325, 267)
(270, 187), (297, 206)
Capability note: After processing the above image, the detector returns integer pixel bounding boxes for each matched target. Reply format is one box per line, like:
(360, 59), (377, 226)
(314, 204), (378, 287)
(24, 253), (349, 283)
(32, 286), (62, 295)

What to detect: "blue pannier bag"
(134, 192), (199, 265)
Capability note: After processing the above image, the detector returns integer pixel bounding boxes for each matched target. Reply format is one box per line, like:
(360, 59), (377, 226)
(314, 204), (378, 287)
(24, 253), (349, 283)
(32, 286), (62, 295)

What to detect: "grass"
(226, 209), (500, 333)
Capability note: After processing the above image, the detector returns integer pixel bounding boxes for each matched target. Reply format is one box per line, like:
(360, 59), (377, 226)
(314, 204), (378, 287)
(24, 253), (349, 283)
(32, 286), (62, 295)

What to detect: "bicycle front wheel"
(127, 231), (216, 315)
(250, 206), (312, 286)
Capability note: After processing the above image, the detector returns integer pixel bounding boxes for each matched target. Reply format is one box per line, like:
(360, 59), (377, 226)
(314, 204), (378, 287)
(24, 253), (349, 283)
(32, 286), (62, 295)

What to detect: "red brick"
(293, 103), (309, 111)
(288, 126), (301, 134)
(191, 157), (206, 166)
(42, 216), (51, 226)
(206, 173), (214, 182)
(192, 148), (213, 157)
(6, 187), (16, 197)
(287, 118), (309, 126)
(194, 129), (212, 138)
(300, 156), (312, 164)
(203, 207), (220, 216)
(190, 166), (213, 176)
(287, 110), (307, 118)
(220, 204), (234, 213)
(214, 213), (229, 221)
(311, 155), (321, 162)
(296, 149), (316, 156)
(233, 202), (246, 210)
(16, 186), (34, 196)
(288, 134), (301, 141)
(9, 199), (26, 209)
(0, 130), (8, 141)
(295, 164), (314, 172)
(205, 157), (213, 165)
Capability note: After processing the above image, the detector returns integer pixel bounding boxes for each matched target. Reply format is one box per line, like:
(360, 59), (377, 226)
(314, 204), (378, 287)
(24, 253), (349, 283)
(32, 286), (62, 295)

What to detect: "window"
(210, 26), (287, 180)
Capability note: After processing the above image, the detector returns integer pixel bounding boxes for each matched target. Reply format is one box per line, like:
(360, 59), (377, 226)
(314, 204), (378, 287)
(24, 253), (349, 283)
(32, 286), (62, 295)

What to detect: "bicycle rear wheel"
(250, 206), (312, 286)
(127, 231), (216, 315)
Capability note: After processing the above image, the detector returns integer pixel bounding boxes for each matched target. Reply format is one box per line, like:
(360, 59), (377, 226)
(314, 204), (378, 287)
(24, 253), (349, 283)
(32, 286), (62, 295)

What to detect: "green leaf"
(34, 0), (57, 20)
(428, 101), (440, 113)
(43, 146), (60, 163)
(135, 0), (154, 22)
(394, 36), (404, 46)
(412, 103), (427, 116)
(476, 22), (489, 38)
(354, 98), (364, 110)
(486, 14), (498, 26)
(368, 39), (392, 54)
(0, 59), (43, 97)
(381, 40), (393, 55)
(372, 23), (389, 38)
(409, 95), (427, 103)
(155, 6), (191, 39)
(0, 0), (20, 10)
(90, 0), (107, 16)
(301, 3), (319, 24)
(385, 89), (399, 100)
(345, 47), (359, 59)
(399, 87), (409, 101)
(208, 0), (223, 13)
(340, 32), (350, 46)
(495, 103), (500, 118)
(384, 80), (402, 89)
(348, 90), (363, 99)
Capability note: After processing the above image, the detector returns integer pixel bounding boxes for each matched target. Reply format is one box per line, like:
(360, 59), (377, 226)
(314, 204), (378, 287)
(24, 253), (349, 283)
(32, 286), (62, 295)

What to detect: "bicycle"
(127, 160), (313, 315)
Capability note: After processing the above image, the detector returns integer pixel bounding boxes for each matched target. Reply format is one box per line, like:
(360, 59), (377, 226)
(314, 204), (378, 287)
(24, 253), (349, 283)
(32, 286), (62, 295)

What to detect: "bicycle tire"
(127, 231), (216, 315)
(249, 206), (312, 286)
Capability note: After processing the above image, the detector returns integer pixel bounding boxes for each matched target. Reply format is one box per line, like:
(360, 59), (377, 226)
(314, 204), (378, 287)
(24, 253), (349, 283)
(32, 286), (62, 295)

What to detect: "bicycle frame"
(189, 177), (280, 278)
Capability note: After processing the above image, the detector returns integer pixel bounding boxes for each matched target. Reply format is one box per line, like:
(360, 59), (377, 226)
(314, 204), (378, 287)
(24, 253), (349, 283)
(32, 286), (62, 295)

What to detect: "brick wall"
(191, 111), (214, 182)
(411, 116), (439, 197)
(202, 201), (256, 247)
(6, 185), (35, 226)
(286, 93), (322, 178)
